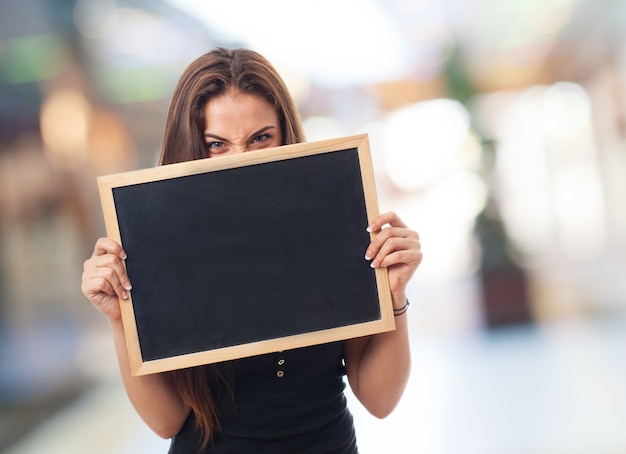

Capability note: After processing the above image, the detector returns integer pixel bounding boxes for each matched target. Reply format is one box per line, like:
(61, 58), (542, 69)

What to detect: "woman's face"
(203, 91), (282, 158)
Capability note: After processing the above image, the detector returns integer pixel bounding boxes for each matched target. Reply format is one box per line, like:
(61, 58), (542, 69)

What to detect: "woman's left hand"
(364, 211), (422, 304)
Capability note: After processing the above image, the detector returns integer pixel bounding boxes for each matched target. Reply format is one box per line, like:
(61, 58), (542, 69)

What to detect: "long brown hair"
(159, 47), (305, 165)
(162, 48), (305, 447)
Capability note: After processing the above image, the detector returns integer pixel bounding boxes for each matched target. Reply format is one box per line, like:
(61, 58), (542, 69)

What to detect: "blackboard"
(98, 134), (394, 376)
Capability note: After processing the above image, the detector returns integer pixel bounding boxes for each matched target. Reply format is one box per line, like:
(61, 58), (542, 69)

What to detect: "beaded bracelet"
(393, 299), (410, 316)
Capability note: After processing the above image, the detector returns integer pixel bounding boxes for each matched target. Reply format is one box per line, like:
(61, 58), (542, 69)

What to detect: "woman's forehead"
(203, 92), (280, 136)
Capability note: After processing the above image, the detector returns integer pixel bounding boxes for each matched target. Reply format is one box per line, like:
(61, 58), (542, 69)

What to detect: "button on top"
(274, 352), (287, 380)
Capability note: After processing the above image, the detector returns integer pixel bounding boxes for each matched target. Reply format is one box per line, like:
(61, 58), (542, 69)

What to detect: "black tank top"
(168, 341), (358, 453)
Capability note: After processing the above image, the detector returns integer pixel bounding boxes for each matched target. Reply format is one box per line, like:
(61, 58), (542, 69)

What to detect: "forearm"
(347, 293), (411, 418)
(109, 319), (190, 439)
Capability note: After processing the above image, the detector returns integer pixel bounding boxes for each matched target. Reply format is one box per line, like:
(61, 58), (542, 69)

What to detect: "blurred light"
(489, 83), (606, 261)
(552, 166), (606, 260)
(397, 185), (482, 284)
(0, 34), (66, 84)
(78, 5), (201, 65)
(302, 116), (347, 142)
(95, 66), (177, 104)
(494, 87), (563, 258)
(389, 0), (456, 80)
(400, 175), (486, 284)
(435, 170), (487, 223)
(413, 26), (455, 77)
(527, 3), (574, 36)
(542, 82), (606, 260)
(168, 0), (412, 87)
(478, 0), (578, 49)
(74, 2), (211, 103)
(541, 81), (592, 146)
(482, 88), (546, 257)
(384, 98), (472, 192)
(88, 109), (135, 175)
(381, 97), (486, 283)
(272, 62), (311, 107)
(40, 88), (91, 171)
(73, 0), (118, 40)
(458, 0), (580, 90)
(391, 0), (434, 15)
(99, 8), (174, 60)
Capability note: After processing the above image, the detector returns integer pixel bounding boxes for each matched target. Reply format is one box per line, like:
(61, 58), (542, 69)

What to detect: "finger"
(90, 265), (130, 300)
(93, 237), (127, 260)
(365, 227), (417, 261)
(367, 211), (407, 233)
(89, 245), (132, 292)
(83, 275), (117, 299)
(81, 266), (120, 305)
(83, 254), (131, 299)
(374, 245), (423, 269)
(370, 228), (421, 267)
(369, 236), (420, 268)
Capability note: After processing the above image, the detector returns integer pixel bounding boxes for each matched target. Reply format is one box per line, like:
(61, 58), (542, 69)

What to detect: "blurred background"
(1, 0), (626, 453)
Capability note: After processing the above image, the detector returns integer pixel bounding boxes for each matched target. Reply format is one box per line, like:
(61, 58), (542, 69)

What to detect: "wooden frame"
(98, 134), (394, 376)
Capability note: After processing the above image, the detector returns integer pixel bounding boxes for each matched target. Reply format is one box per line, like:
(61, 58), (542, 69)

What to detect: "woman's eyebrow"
(203, 125), (276, 142)
(203, 132), (228, 141)
(247, 125), (276, 140)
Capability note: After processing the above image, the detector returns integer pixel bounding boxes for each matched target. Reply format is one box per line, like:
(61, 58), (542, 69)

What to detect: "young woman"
(81, 48), (422, 453)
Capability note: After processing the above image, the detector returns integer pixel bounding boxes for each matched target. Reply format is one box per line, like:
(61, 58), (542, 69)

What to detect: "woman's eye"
(205, 141), (223, 149)
(252, 134), (269, 143)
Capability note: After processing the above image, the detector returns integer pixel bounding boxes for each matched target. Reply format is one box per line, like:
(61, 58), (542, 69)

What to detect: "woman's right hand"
(81, 237), (132, 323)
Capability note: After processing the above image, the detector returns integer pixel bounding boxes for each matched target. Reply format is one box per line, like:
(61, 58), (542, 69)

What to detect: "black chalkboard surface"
(98, 134), (394, 376)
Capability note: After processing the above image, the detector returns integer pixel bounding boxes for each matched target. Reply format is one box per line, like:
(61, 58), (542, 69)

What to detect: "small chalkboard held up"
(98, 134), (394, 376)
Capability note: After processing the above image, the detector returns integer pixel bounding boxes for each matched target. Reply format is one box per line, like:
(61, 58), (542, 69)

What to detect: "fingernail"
(122, 292), (128, 300)
(370, 261), (377, 268)
(121, 253), (128, 260)
(365, 253), (372, 261)
(366, 226), (373, 233)
(125, 283), (132, 291)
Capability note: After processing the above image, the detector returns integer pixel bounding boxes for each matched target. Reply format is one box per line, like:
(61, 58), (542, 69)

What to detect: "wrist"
(108, 316), (125, 331)
(393, 299), (410, 316)
(391, 291), (407, 310)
